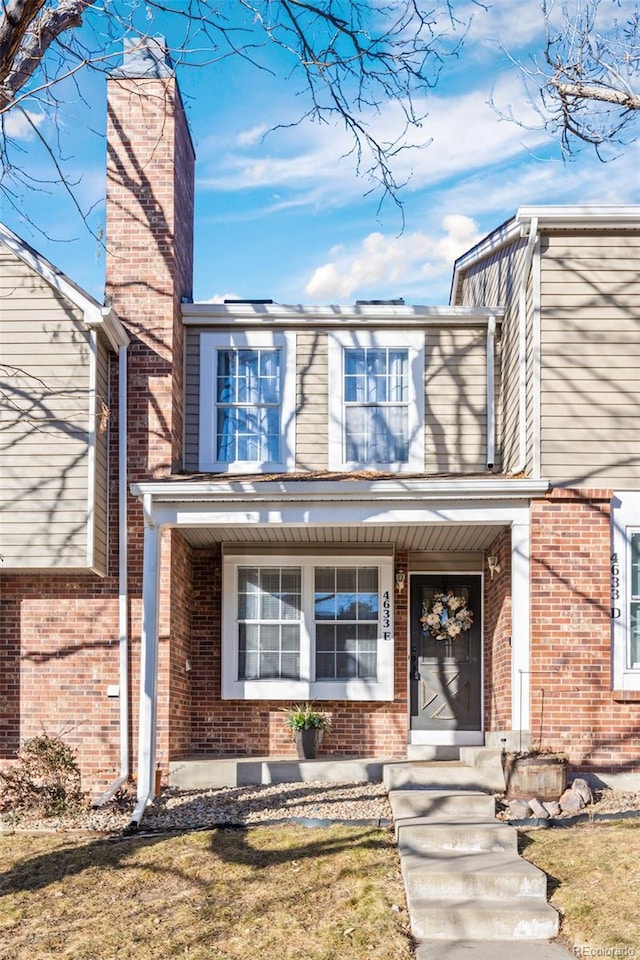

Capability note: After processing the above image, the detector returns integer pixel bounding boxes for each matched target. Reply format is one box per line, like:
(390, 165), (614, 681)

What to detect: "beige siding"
(92, 336), (110, 574)
(456, 238), (529, 473)
(184, 329), (199, 471)
(296, 330), (328, 469)
(539, 233), (640, 487)
(0, 247), (92, 568)
(425, 328), (490, 473)
(185, 326), (494, 475)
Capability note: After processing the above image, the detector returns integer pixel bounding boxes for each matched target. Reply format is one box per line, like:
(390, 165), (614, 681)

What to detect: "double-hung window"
(611, 493), (640, 692)
(199, 331), (296, 472)
(328, 331), (424, 471)
(222, 552), (394, 700)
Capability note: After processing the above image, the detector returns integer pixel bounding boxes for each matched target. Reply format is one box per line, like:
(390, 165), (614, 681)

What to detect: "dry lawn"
(522, 819), (640, 953)
(0, 824), (413, 960)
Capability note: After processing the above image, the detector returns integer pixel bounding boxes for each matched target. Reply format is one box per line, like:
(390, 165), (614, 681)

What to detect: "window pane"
(215, 347), (281, 463)
(343, 347), (409, 464)
(631, 602), (640, 668)
(631, 533), (640, 597)
(345, 406), (408, 464)
(314, 567), (378, 680)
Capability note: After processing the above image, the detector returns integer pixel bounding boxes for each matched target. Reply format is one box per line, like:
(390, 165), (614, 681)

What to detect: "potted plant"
(503, 748), (568, 801)
(282, 702), (331, 760)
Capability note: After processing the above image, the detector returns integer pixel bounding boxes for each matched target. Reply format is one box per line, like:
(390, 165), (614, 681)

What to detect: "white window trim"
(221, 552), (395, 700)
(327, 330), (424, 472)
(612, 491), (640, 691)
(199, 330), (296, 473)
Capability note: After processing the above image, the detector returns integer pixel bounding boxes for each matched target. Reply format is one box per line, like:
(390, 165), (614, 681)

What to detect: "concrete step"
(396, 819), (518, 854)
(168, 755), (388, 789)
(401, 850), (548, 900)
(383, 759), (505, 793)
(389, 789), (495, 821)
(415, 939), (572, 959)
(409, 897), (559, 941)
(406, 745), (460, 761)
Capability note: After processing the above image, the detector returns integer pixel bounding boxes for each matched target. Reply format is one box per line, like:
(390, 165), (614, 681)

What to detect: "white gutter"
(95, 343), (130, 806)
(512, 217), (538, 474)
(182, 304), (504, 326)
(486, 315), (497, 470)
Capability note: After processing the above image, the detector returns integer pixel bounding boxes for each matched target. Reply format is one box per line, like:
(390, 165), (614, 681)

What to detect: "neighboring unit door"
(409, 575), (482, 731)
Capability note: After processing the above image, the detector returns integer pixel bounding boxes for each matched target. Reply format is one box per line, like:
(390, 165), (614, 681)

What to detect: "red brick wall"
(483, 528), (512, 732)
(0, 351), (123, 791)
(187, 548), (408, 759)
(0, 70), (197, 794)
(530, 489), (639, 772)
(105, 71), (195, 776)
(168, 532), (193, 760)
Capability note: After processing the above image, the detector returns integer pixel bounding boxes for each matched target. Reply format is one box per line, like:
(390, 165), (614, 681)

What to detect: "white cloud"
(236, 124), (268, 147)
(200, 292), (242, 304)
(304, 214), (482, 301)
(2, 109), (45, 140)
(199, 74), (550, 213)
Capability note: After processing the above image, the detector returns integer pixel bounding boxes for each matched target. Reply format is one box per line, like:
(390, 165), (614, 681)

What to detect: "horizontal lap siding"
(296, 330), (328, 469)
(184, 329), (199, 471)
(456, 238), (529, 473)
(0, 248), (91, 568)
(425, 328), (489, 473)
(540, 233), (640, 487)
(93, 337), (110, 574)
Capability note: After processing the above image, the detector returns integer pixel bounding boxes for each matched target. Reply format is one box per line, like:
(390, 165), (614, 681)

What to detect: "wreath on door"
(420, 592), (473, 641)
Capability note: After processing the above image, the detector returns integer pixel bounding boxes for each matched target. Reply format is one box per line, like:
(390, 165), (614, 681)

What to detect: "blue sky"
(2, 0), (639, 306)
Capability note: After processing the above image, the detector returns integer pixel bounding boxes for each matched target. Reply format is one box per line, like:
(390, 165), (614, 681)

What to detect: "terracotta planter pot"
(504, 755), (567, 801)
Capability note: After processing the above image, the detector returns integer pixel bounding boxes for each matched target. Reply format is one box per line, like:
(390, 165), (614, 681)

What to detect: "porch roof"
(131, 473), (549, 553)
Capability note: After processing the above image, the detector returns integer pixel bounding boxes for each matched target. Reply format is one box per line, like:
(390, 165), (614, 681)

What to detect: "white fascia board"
(129, 498), (534, 534)
(182, 303), (504, 326)
(131, 477), (549, 505)
(516, 205), (640, 229)
(450, 204), (640, 305)
(0, 221), (127, 350)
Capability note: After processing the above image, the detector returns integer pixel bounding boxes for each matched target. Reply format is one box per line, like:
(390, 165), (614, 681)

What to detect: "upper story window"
(328, 331), (424, 471)
(199, 331), (296, 473)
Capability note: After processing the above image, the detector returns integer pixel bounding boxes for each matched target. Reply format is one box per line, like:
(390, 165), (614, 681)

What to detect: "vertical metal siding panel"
(540, 232), (640, 487)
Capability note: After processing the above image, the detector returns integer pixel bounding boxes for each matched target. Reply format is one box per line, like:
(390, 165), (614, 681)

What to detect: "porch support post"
(136, 497), (162, 806)
(510, 518), (531, 734)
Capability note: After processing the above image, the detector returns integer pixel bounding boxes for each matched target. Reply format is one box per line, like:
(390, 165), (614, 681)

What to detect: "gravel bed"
(2, 783), (638, 836)
(0, 780), (393, 835)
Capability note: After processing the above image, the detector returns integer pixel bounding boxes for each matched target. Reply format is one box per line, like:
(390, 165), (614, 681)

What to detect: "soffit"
(179, 523), (504, 552)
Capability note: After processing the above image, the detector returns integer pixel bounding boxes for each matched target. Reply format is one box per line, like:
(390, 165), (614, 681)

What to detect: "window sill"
(612, 689), (640, 702)
(222, 678), (394, 701)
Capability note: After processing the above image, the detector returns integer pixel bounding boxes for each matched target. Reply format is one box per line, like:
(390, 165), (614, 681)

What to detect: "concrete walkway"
(383, 758), (574, 959)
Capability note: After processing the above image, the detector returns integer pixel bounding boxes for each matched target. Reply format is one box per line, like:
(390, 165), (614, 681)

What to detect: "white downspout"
(95, 343), (130, 805)
(127, 495), (161, 831)
(512, 217), (538, 474)
(486, 314), (497, 470)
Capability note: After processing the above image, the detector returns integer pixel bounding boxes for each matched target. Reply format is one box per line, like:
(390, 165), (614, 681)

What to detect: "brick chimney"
(106, 37), (195, 477)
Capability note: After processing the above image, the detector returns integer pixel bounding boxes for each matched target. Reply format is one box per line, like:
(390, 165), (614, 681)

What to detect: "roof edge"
(0, 221), (128, 349)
